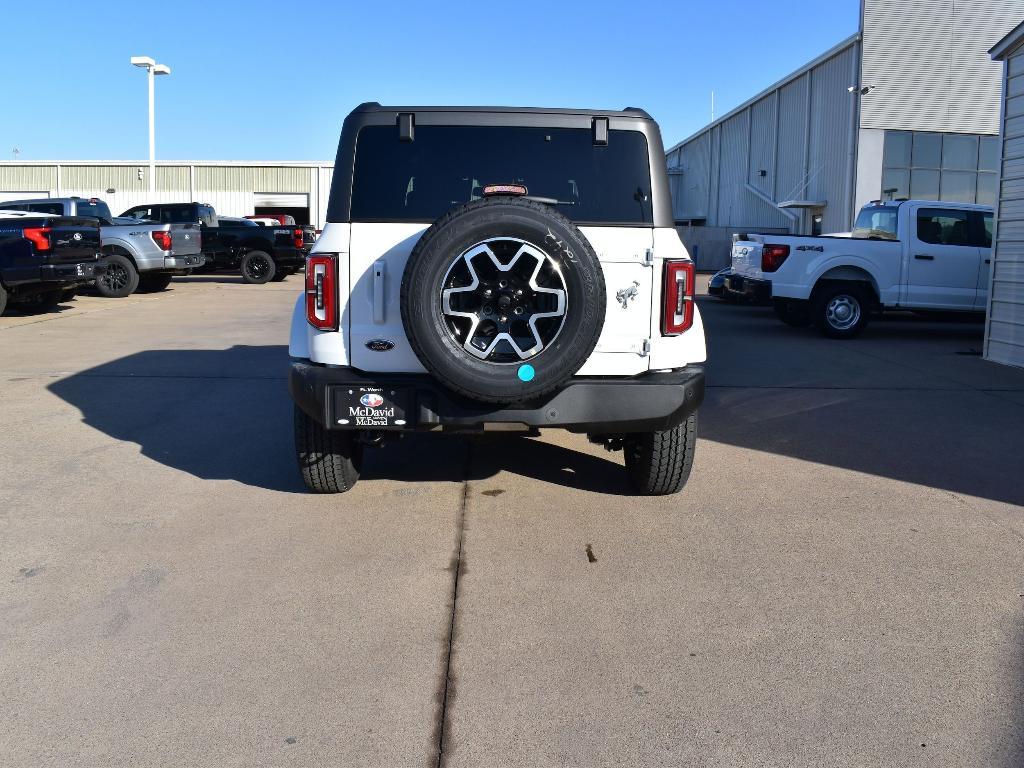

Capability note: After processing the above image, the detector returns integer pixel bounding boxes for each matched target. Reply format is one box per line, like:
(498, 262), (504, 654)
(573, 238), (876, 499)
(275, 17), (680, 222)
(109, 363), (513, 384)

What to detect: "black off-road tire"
(96, 252), (140, 298)
(294, 405), (363, 493)
(401, 197), (606, 404)
(773, 298), (812, 327)
(240, 250), (276, 284)
(136, 273), (174, 293)
(812, 282), (871, 339)
(624, 414), (698, 496)
(17, 288), (63, 314)
(0, 283), (9, 316)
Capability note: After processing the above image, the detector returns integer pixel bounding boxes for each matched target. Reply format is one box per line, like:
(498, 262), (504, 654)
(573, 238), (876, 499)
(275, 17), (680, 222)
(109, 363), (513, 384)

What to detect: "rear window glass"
(75, 200), (112, 222)
(350, 125), (653, 224)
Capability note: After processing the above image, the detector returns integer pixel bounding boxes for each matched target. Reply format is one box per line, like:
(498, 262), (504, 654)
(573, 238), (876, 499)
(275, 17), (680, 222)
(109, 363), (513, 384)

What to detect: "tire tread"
(294, 405), (361, 493)
(624, 414), (697, 495)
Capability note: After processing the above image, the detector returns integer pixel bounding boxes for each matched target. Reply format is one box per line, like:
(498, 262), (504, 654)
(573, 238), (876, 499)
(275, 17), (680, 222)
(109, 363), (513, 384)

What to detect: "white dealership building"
(0, 161), (334, 227)
(666, 0), (1024, 269)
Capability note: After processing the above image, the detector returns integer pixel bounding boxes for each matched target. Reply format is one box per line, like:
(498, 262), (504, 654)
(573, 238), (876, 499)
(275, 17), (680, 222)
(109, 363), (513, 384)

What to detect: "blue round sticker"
(517, 364), (536, 382)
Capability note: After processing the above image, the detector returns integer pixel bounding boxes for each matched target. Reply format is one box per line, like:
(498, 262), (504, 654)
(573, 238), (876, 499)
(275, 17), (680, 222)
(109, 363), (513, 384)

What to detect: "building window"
(882, 130), (998, 207)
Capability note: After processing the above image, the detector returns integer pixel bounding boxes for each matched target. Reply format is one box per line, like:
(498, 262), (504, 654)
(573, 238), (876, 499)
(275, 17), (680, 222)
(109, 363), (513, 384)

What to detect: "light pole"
(130, 56), (171, 196)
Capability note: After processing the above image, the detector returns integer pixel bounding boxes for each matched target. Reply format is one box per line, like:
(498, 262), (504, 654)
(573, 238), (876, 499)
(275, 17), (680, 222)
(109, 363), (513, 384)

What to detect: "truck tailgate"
(44, 217), (102, 264)
(168, 223), (202, 255)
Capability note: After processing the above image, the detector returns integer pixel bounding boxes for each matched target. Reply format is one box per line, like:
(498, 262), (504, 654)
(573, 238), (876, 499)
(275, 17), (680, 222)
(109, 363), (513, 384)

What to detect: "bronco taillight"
(761, 244), (790, 272)
(662, 260), (695, 336)
(151, 231), (172, 250)
(306, 254), (337, 331)
(294, 228), (304, 249)
(23, 226), (52, 252)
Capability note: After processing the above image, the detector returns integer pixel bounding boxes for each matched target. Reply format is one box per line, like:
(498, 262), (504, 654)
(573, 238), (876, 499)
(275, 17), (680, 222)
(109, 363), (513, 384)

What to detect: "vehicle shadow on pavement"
(47, 346), (632, 495)
(699, 298), (1024, 507)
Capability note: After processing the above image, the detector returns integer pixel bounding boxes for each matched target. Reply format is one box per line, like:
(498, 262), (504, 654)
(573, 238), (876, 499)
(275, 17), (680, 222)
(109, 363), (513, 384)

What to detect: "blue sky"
(1, 0), (859, 161)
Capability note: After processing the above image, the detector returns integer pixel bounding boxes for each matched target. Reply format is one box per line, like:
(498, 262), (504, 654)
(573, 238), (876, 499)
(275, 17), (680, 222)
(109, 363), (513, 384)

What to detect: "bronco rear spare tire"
(401, 197), (606, 403)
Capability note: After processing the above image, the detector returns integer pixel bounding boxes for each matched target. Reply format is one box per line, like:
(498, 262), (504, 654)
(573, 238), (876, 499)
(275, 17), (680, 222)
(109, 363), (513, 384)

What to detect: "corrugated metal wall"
(0, 163), (334, 227)
(861, 0), (1024, 135)
(666, 36), (858, 267)
(986, 47), (1024, 368)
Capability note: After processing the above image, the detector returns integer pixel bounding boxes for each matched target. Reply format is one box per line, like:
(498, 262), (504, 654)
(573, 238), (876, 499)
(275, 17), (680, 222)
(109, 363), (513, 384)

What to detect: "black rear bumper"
(724, 273), (772, 304)
(289, 363), (706, 434)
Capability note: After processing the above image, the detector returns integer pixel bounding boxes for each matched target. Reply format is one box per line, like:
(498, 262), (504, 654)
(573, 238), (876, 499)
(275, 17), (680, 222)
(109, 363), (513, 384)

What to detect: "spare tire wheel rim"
(440, 237), (567, 363)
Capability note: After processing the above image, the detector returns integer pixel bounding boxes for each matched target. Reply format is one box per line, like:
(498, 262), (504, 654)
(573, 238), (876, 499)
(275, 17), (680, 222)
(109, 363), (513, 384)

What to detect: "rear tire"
(294, 405), (363, 493)
(773, 298), (812, 327)
(96, 253), (140, 298)
(240, 250), (276, 284)
(812, 282), (871, 339)
(17, 288), (63, 314)
(624, 414), (698, 496)
(0, 283), (9, 315)
(136, 273), (174, 293)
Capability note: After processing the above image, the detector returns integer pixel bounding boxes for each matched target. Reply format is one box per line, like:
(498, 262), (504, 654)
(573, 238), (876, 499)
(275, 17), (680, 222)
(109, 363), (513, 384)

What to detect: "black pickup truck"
(0, 211), (104, 315)
(120, 202), (315, 283)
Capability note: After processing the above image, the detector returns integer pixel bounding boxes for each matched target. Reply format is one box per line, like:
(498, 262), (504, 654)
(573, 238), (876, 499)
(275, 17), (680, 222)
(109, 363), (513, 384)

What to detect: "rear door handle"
(914, 254), (935, 260)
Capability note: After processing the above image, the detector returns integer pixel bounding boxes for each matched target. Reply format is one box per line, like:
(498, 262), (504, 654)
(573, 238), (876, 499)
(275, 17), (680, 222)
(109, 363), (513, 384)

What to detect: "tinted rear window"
(350, 125), (653, 224)
(74, 200), (112, 222)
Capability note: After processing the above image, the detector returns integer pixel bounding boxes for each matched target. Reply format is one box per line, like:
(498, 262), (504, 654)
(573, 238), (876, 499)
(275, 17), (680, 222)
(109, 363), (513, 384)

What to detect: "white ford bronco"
(727, 199), (994, 338)
(289, 104), (706, 495)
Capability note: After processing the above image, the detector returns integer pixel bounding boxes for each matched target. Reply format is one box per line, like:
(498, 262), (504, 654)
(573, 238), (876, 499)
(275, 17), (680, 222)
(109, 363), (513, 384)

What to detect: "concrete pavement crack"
(434, 439), (470, 768)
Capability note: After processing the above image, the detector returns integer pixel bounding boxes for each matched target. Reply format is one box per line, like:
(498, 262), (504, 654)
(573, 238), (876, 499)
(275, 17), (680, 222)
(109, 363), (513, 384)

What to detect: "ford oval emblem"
(360, 393), (384, 408)
(366, 339), (395, 352)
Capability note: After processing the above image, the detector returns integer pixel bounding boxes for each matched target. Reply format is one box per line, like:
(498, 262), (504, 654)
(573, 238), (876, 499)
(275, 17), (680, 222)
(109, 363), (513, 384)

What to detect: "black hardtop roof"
(351, 102), (653, 120)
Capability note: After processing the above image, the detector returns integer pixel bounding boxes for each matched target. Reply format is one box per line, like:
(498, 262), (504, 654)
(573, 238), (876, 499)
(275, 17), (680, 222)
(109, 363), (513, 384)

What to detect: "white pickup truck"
(726, 199), (993, 338)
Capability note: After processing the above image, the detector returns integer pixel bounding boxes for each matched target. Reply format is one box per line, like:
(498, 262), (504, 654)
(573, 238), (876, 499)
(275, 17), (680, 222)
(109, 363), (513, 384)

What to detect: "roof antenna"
(12, 147), (20, 161)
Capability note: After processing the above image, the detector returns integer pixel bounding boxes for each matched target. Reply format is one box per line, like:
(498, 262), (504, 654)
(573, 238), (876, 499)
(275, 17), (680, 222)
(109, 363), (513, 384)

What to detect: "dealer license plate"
(334, 386), (409, 429)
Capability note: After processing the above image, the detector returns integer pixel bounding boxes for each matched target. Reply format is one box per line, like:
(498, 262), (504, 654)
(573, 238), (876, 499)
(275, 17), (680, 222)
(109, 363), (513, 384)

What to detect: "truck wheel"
(773, 298), (812, 327)
(294, 405), (363, 493)
(0, 283), (8, 316)
(401, 197), (606, 404)
(624, 414), (698, 496)
(96, 253), (140, 298)
(240, 251), (276, 284)
(813, 282), (870, 339)
(17, 288), (63, 314)
(136, 273), (174, 293)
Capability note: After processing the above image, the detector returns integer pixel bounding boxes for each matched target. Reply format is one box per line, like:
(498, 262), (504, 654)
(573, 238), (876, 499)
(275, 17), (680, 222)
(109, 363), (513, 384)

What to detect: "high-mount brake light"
(761, 244), (790, 272)
(23, 226), (52, 252)
(662, 260), (695, 336)
(293, 228), (304, 249)
(306, 254), (338, 330)
(482, 184), (528, 197)
(151, 231), (172, 250)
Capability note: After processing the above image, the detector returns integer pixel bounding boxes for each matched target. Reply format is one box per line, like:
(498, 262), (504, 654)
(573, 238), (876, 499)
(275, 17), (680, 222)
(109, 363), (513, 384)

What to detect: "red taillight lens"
(761, 244), (790, 272)
(23, 226), (52, 252)
(151, 231), (172, 250)
(306, 254), (338, 331)
(662, 260), (695, 336)
(294, 228), (304, 249)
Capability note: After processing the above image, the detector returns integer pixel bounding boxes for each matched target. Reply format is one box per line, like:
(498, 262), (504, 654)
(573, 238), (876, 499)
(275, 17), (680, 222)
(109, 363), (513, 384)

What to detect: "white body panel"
(291, 222), (706, 374)
(731, 200), (993, 310)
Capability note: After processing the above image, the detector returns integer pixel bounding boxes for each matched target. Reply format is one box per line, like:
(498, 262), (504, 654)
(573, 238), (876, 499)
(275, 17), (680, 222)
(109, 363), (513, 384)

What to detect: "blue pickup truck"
(0, 211), (104, 315)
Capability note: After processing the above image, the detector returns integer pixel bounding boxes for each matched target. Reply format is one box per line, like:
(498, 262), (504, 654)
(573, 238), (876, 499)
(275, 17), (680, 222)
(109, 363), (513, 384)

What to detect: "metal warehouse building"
(987, 22), (1024, 369)
(666, 0), (1024, 270)
(0, 161), (334, 226)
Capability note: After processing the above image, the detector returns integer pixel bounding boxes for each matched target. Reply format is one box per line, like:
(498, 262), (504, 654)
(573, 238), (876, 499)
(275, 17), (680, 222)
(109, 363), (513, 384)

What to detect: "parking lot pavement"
(2, 277), (1023, 767)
